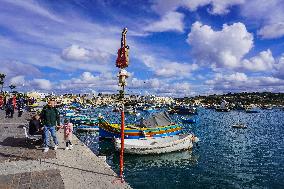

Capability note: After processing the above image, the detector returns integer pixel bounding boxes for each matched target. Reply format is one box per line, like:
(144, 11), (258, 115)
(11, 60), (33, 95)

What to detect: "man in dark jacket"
(41, 99), (60, 152)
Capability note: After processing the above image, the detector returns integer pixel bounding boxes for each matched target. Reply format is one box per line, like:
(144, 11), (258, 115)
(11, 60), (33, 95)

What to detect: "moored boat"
(114, 134), (199, 154)
(232, 123), (247, 129)
(98, 112), (182, 139)
(76, 125), (99, 132)
(180, 116), (197, 124)
(245, 108), (259, 113)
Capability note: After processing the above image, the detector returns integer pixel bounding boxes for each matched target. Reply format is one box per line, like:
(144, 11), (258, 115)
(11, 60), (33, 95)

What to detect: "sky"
(0, 0), (284, 97)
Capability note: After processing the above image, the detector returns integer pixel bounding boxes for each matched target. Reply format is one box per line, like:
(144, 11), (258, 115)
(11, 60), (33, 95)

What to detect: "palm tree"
(0, 73), (6, 93)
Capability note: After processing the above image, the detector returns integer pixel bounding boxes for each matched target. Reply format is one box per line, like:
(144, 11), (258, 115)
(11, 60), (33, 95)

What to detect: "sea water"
(76, 108), (284, 189)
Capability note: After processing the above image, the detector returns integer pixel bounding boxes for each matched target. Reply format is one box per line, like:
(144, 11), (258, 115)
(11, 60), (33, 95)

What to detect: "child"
(62, 119), (73, 150)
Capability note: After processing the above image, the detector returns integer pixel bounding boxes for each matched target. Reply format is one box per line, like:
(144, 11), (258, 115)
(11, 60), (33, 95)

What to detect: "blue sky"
(1, 0), (284, 96)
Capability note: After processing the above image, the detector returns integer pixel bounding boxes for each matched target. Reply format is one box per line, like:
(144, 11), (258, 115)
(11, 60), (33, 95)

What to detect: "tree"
(0, 73), (6, 93)
(9, 84), (16, 92)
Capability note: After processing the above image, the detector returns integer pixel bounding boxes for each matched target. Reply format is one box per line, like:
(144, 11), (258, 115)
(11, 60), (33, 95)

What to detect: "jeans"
(43, 126), (59, 148)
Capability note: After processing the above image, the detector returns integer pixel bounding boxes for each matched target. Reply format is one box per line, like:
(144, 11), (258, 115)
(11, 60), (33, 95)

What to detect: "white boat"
(114, 134), (198, 155)
(232, 123), (247, 129)
(76, 125), (99, 132)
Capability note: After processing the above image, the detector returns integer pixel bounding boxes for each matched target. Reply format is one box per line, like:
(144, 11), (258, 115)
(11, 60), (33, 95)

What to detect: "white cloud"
(129, 77), (192, 96)
(206, 72), (284, 92)
(61, 45), (91, 61)
(242, 50), (275, 72)
(57, 72), (118, 93)
(2, 0), (63, 22)
(140, 54), (198, 78)
(187, 21), (253, 69)
(31, 79), (52, 90)
(9, 75), (25, 86)
(0, 60), (41, 78)
(241, 0), (284, 39)
(144, 11), (185, 33)
(257, 22), (284, 39)
(152, 0), (245, 15)
(0, 2), (121, 73)
(274, 54), (284, 79)
(61, 44), (111, 62)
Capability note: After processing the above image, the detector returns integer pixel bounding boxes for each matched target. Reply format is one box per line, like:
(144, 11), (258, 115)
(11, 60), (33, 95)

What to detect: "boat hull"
(77, 125), (99, 131)
(98, 118), (182, 139)
(115, 134), (194, 154)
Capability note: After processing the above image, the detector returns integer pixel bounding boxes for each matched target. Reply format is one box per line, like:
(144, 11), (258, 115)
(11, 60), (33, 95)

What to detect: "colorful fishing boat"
(114, 134), (199, 154)
(98, 112), (183, 139)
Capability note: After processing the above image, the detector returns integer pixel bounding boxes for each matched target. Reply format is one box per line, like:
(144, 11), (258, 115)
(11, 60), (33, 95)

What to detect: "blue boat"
(180, 117), (197, 124)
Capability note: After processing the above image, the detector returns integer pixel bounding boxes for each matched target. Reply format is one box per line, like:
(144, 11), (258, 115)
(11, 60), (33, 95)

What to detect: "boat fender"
(191, 135), (198, 143)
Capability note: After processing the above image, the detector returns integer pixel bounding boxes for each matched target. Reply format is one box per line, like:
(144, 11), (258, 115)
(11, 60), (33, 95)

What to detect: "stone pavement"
(0, 110), (131, 189)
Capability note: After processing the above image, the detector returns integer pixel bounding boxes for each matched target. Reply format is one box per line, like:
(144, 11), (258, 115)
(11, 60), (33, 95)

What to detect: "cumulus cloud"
(206, 72), (284, 92)
(61, 44), (111, 62)
(152, 0), (245, 15)
(242, 50), (275, 72)
(61, 45), (91, 61)
(241, 0), (284, 39)
(144, 11), (185, 33)
(57, 72), (118, 93)
(140, 55), (198, 78)
(31, 79), (52, 90)
(274, 54), (284, 79)
(187, 21), (253, 69)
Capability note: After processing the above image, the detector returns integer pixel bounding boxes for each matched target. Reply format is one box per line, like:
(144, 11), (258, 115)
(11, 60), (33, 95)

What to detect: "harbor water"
(76, 108), (284, 189)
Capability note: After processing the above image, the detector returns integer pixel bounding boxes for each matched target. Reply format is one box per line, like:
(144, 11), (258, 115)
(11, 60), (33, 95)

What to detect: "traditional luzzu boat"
(114, 134), (199, 154)
(98, 112), (183, 139)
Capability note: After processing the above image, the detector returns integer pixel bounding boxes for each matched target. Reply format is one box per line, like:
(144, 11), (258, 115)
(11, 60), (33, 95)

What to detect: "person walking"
(5, 98), (14, 118)
(62, 118), (73, 150)
(17, 97), (24, 117)
(41, 99), (60, 152)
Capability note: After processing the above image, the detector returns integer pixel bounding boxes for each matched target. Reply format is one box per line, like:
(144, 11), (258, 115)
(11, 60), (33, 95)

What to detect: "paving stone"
(0, 174), (13, 188)
(19, 172), (31, 185)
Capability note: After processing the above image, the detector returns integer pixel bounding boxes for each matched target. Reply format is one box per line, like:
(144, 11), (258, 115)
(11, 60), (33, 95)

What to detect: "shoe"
(54, 145), (58, 150)
(43, 148), (49, 153)
(65, 147), (69, 150)
(69, 145), (73, 150)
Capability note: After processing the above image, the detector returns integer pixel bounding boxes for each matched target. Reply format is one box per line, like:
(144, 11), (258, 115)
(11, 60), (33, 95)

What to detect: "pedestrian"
(28, 114), (43, 135)
(5, 98), (14, 118)
(17, 97), (24, 117)
(62, 118), (73, 150)
(40, 99), (60, 152)
(0, 95), (3, 110)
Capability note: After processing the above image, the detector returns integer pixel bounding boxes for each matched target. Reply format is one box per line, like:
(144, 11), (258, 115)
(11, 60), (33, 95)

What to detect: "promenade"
(0, 110), (131, 189)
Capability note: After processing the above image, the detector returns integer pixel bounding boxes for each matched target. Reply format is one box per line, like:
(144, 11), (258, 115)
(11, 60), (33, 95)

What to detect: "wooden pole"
(119, 103), (125, 182)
